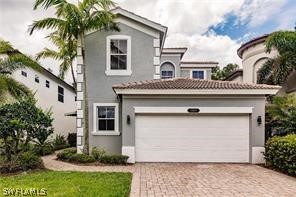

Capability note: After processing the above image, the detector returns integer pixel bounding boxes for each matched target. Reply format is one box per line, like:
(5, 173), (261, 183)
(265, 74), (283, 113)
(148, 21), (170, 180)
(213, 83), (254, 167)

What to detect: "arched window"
(253, 57), (268, 83)
(160, 62), (175, 79)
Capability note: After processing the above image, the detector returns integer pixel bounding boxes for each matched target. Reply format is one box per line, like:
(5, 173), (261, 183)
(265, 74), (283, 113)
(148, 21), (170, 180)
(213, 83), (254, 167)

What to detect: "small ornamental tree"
(0, 99), (54, 161)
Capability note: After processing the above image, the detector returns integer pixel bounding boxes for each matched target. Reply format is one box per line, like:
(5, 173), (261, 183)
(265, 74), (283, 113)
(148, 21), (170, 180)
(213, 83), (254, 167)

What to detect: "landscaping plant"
(53, 134), (69, 150)
(67, 132), (77, 147)
(265, 134), (296, 176)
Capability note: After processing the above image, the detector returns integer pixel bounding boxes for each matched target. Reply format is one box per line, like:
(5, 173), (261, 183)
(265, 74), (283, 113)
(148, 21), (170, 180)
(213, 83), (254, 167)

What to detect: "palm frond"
(58, 61), (71, 79)
(33, 0), (66, 10)
(257, 59), (274, 84)
(265, 31), (296, 54)
(0, 76), (33, 100)
(36, 48), (61, 61)
(29, 18), (67, 35)
(0, 39), (14, 54)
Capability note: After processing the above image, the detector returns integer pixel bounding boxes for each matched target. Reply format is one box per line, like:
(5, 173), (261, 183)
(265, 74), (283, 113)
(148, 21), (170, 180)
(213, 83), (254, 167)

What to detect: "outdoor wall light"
(257, 116), (262, 126)
(127, 115), (131, 125)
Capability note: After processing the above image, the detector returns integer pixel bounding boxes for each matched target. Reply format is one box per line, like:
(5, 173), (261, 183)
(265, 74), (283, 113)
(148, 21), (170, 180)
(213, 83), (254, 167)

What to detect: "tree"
(257, 31), (296, 85)
(36, 31), (77, 87)
(29, 0), (119, 154)
(212, 63), (239, 80)
(0, 39), (41, 102)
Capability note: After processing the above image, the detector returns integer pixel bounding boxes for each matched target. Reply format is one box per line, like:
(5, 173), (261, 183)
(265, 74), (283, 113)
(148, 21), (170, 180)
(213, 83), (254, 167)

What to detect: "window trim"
(161, 70), (174, 79)
(92, 103), (120, 136)
(160, 61), (176, 78)
(58, 86), (64, 103)
(105, 35), (132, 76)
(190, 69), (206, 79)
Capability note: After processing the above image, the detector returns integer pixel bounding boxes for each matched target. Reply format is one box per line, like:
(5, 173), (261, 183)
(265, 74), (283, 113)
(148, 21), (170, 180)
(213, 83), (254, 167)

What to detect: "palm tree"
(29, 0), (119, 154)
(36, 31), (77, 87)
(0, 39), (41, 102)
(257, 31), (296, 85)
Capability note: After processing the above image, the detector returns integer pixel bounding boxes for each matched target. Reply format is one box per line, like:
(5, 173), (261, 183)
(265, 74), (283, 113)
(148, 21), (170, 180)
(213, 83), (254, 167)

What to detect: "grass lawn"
(0, 170), (132, 197)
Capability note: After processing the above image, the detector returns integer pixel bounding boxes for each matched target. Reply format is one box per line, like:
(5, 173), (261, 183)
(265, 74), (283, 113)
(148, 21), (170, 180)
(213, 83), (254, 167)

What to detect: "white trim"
(77, 128), (83, 136)
(106, 35), (132, 76)
(77, 145), (83, 154)
(153, 39), (160, 47)
(92, 131), (120, 136)
(180, 63), (218, 68)
(252, 147), (265, 164)
(153, 74), (160, 79)
(162, 48), (187, 54)
(190, 69), (206, 79)
(134, 107), (253, 114)
(92, 103), (119, 135)
(160, 61), (177, 78)
(122, 146), (135, 163)
(113, 88), (280, 95)
(77, 110), (83, 118)
(77, 74), (83, 82)
(153, 57), (160, 65)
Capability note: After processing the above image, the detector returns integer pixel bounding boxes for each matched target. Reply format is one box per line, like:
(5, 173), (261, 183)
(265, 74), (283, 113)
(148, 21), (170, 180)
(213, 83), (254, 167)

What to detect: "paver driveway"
(43, 154), (296, 197)
(135, 163), (296, 197)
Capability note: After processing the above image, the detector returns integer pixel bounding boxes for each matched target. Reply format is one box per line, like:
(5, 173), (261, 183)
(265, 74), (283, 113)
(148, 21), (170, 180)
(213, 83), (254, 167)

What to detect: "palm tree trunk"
(80, 34), (89, 154)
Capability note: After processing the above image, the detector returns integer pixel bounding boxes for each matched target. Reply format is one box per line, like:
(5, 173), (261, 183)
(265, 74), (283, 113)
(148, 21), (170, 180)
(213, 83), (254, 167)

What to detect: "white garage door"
(135, 115), (249, 163)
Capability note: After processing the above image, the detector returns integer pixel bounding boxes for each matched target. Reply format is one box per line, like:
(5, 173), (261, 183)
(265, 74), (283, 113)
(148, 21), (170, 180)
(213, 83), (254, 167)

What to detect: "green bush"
(53, 134), (70, 150)
(57, 148), (95, 163)
(67, 133), (77, 147)
(265, 134), (296, 176)
(100, 155), (129, 164)
(33, 143), (54, 156)
(91, 147), (106, 161)
(18, 151), (43, 171)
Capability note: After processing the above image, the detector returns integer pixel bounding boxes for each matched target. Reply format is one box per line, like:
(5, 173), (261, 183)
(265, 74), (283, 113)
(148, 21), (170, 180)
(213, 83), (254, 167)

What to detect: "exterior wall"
(231, 75), (243, 82)
(12, 68), (76, 137)
(121, 96), (266, 151)
(241, 42), (277, 83)
(84, 23), (159, 154)
(180, 68), (212, 79)
(160, 55), (181, 77)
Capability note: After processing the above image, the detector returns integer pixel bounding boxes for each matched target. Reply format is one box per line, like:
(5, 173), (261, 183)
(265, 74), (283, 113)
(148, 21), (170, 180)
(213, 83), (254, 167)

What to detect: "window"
(58, 86), (64, 103)
(46, 80), (50, 88)
(21, 71), (27, 77)
(35, 75), (39, 83)
(161, 70), (173, 79)
(106, 35), (131, 76)
(93, 103), (119, 135)
(192, 70), (205, 79)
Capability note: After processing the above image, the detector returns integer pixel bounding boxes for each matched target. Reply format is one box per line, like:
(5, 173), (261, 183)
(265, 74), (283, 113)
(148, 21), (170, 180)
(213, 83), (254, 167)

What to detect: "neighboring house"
(12, 67), (76, 137)
(76, 7), (280, 164)
(225, 34), (296, 94)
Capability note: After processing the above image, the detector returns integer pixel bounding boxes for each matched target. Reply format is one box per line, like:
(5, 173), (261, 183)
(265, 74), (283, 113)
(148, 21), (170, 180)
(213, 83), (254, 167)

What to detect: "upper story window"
(46, 80), (50, 88)
(160, 62), (175, 79)
(35, 75), (39, 83)
(106, 35), (131, 76)
(58, 86), (64, 103)
(191, 70), (205, 79)
(21, 71), (27, 77)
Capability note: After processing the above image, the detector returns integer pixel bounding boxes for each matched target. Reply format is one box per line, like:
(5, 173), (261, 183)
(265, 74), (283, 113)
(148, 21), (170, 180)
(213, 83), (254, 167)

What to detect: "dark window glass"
(110, 39), (127, 70)
(58, 86), (64, 103)
(97, 106), (115, 131)
(35, 75), (39, 83)
(192, 71), (204, 79)
(21, 71), (27, 77)
(161, 71), (173, 79)
(46, 80), (50, 88)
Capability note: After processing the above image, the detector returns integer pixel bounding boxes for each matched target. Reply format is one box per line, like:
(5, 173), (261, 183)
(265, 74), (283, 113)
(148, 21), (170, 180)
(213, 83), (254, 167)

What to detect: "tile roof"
(112, 78), (280, 90)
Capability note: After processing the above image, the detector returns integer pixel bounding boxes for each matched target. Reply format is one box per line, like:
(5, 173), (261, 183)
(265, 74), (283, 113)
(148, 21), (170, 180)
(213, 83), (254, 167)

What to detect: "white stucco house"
(12, 66), (76, 137)
(225, 34), (296, 94)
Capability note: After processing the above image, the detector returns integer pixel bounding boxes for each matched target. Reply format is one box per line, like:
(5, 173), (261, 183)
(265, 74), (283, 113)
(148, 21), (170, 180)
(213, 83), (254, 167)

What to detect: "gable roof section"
(113, 78), (280, 95)
(224, 69), (243, 81)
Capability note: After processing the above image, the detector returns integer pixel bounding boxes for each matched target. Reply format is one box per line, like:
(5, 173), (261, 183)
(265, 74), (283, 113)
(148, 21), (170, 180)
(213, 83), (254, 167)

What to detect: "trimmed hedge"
(265, 134), (296, 176)
(100, 155), (129, 164)
(57, 148), (95, 163)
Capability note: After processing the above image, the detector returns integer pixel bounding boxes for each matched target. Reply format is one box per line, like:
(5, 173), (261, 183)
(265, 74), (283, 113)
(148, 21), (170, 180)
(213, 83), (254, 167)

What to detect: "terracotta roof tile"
(112, 78), (280, 90)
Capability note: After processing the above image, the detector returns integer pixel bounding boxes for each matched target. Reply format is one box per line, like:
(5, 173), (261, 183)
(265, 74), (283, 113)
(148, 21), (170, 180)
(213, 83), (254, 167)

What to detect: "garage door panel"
(135, 114), (250, 163)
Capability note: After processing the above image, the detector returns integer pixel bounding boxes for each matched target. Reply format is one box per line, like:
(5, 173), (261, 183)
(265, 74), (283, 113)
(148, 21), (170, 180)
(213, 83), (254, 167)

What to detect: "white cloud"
(236, 0), (288, 28)
(165, 31), (242, 67)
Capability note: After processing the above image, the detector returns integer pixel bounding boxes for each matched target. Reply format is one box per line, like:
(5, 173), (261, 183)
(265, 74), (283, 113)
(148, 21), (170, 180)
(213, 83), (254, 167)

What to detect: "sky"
(0, 0), (295, 83)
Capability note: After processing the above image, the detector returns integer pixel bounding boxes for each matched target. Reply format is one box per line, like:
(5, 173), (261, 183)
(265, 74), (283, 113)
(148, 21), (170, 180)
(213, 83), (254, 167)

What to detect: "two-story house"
(76, 7), (280, 164)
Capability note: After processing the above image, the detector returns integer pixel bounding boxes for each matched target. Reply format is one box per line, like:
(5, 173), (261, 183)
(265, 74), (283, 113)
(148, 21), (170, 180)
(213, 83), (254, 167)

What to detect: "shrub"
(67, 133), (77, 147)
(100, 155), (129, 164)
(18, 151), (43, 170)
(57, 148), (95, 163)
(265, 134), (296, 176)
(32, 143), (54, 156)
(91, 147), (106, 161)
(53, 134), (69, 150)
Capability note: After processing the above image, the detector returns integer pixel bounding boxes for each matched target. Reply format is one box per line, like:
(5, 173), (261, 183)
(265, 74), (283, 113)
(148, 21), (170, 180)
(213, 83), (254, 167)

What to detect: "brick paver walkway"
(42, 154), (296, 197)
